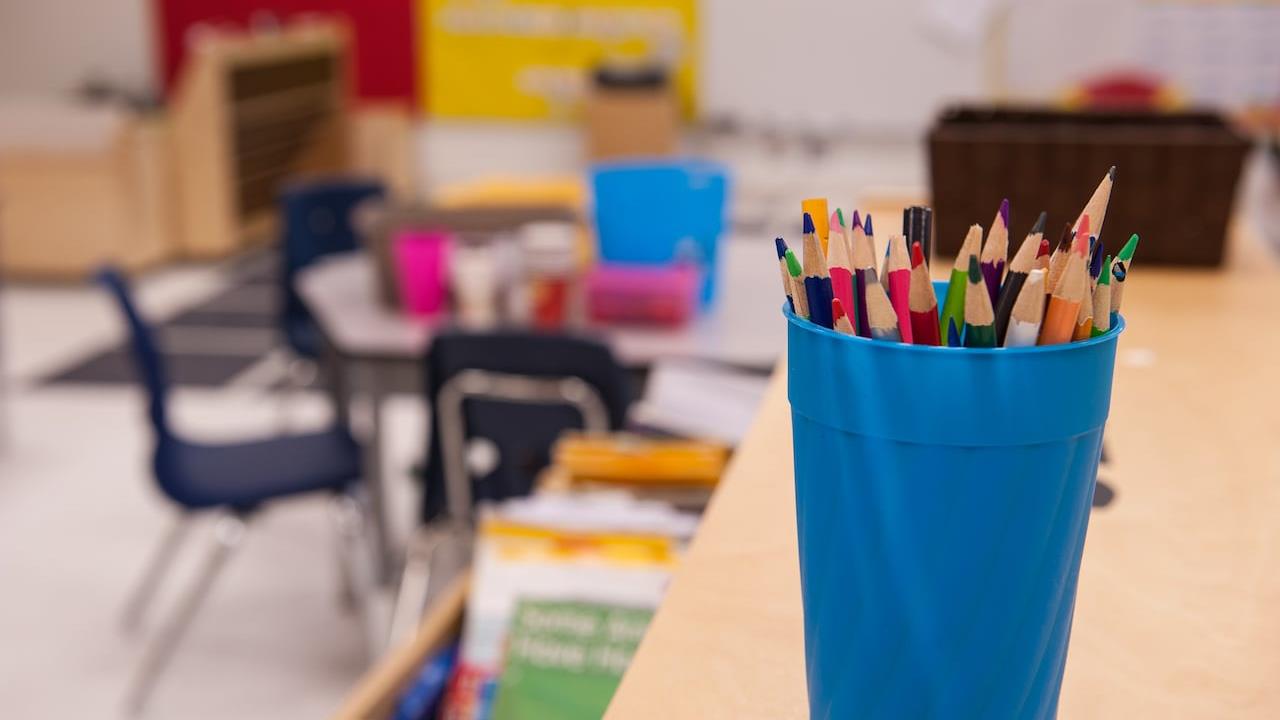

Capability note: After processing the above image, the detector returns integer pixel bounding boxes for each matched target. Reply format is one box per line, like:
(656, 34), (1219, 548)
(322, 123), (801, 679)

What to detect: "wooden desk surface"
(607, 225), (1280, 719)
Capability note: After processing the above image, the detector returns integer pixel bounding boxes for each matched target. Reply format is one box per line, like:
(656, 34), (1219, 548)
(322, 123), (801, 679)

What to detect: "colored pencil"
(1039, 248), (1088, 346)
(802, 198), (830, 255)
(832, 297), (855, 335)
(963, 255), (996, 348)
(1072, 269), (1094, 341)
(801, 215), (834, 328)
(979, 198), (1010, 307)
(908, 241), (941, 346)
(1091, 255), (1113, 338)
(1110, 233), (1139, 325)
(828, 209), (847, 257)
(862, 213), (878, 284)
(1088, 236), (1105, 287)
(784, 249), (808, 319)
(946, 318), (962, 348)
(903, 205), (933, 265)
(826, 212), (856, 333)
(1072, 166), (1115, 240)
(1072, 215), (1091, 258)
(775, 237), (795, 313)
(1045, 222), (1073, 296)
(884, 235), (913, 344)
(993, 210), (1045, 345)
(849, 211), (875, 337)
(1004, 269), (1046, 347)
(864, 278), (901, 342)
(939, 224), (982, 347)
(1036, 236), (1051, 275)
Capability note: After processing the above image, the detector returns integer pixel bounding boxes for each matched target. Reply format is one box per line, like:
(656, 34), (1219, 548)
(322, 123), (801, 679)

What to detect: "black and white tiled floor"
(40, 252), (293, 390)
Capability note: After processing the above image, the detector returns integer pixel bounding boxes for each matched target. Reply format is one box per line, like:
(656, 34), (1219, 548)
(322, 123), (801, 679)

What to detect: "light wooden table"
(607, 223), (1280, 719)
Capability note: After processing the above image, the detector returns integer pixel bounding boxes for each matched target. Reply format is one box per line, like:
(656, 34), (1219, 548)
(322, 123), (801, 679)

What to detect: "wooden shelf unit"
(170, 23), (351, 259)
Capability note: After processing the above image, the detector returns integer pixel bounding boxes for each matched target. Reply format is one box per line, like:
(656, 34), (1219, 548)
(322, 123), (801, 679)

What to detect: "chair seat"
(156, 426), (361, 510)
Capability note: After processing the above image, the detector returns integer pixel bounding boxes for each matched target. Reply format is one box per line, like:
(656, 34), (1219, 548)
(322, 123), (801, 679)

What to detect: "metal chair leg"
(120, 514), (194, 633)
(387, 522), (471, 648)
(386, 525), (449, 648)
(328, 493), (365, 613)
(124, 513), (247, 716)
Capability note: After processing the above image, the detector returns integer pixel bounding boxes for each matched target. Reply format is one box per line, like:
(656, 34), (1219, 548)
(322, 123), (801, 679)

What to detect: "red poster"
(153, 0), (417, 103)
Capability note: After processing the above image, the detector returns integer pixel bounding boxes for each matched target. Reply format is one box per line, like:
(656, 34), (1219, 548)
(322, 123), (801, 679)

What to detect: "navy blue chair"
(280, 177), (385, 359)
(96, 269), (363, 713)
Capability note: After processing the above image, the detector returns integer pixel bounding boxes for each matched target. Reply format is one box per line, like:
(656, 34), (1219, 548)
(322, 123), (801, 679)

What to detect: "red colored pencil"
(908, 241), (941, 346)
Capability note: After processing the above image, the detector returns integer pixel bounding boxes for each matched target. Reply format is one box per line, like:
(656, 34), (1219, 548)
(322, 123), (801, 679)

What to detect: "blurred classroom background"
(0, 0), (1278, 718)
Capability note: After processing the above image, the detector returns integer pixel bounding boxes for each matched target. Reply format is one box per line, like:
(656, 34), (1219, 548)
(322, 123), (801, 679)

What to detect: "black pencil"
(993, 211), (1045, 345)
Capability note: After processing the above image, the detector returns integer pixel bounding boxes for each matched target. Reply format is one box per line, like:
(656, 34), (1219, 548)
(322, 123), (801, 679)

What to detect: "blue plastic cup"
(590, 158), (729, 306)
(787, 282), (1122, 720)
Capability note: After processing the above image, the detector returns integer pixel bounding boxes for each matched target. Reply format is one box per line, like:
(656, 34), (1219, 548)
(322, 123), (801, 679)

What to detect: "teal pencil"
(963, 255), (996, 348)
(864, 278), (901, 343)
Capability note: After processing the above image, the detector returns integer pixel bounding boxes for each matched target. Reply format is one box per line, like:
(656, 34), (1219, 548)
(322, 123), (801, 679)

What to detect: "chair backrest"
(95, 268), (170, 438)
(591, 158), (729, 304)
(280, 177), (385, 357)
(421, 331), (630, 523)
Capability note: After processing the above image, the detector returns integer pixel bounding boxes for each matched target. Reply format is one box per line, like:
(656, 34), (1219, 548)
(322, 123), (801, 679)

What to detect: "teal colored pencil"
(963, 255), (996, 348)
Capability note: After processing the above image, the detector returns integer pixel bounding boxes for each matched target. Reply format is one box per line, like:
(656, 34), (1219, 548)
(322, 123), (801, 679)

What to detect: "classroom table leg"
(359, 362), (396, 587)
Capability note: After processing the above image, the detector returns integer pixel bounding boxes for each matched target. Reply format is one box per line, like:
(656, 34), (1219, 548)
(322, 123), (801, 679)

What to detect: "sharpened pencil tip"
(1037, 237), (1051, 257)
(863, 213), (873, 236)
(1118, 233), (1140, 261)
(998, 198), (1009, 228)
(784, 249), (802, 276)
(831, 210), (843, 230)
(775, 237), (787, 259)
(836, 207), (844, 227)
(910, 241), (924, 268)
(850, 209), (861, 231)
(802, 212), (815, 235)
(1031, 211), (1047, 234)
(947, 319), (962, 347)
(1109, 165), (1117, 181)
(968, 254), (982, 283)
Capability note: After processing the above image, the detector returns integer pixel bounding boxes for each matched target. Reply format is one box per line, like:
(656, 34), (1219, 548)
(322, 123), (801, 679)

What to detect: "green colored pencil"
(939, 224), (982, 347)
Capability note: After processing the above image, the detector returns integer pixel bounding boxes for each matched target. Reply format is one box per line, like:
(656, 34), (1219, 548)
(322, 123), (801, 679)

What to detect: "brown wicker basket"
(928, 106), (1251, 266)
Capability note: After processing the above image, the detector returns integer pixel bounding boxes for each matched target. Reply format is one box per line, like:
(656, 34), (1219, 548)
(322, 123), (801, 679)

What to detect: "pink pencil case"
(586, 263), (699, 326)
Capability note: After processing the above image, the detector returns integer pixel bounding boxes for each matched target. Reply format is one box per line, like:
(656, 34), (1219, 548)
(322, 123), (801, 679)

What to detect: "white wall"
(0, 0), (154, 96)
(4, 0), (1275, 129)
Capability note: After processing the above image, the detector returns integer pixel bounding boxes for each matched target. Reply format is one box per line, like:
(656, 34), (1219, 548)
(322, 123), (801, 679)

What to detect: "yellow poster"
(420, 0), (697, 119)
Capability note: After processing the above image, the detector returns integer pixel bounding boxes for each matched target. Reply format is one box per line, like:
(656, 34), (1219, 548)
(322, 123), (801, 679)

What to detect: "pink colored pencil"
(827, 210), (856, 324)
(884, 235), (913, 344)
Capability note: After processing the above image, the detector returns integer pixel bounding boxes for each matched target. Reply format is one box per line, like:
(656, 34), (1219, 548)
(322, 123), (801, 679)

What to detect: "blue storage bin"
(591, 159), (729, 306)
(787, 282), (1123, 719)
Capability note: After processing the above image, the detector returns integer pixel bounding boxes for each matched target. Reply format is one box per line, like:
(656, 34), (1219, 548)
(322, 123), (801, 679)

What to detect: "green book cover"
(491, 599), (654, 720)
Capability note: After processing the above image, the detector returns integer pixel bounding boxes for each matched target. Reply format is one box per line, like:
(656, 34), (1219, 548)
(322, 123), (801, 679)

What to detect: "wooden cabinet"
(170, 22), (351, 258)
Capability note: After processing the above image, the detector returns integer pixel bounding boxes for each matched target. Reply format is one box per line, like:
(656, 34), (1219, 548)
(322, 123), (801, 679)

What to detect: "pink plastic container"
(393, 230), (451, 316)
(586, 263), (699, 326)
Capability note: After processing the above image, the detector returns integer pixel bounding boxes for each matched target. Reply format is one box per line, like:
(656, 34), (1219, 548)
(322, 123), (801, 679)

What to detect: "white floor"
(0, 264), (424, 719)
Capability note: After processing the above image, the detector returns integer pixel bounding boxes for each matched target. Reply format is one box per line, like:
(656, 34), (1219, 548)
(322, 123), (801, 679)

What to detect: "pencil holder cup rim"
(784, 284), (1124, 447)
